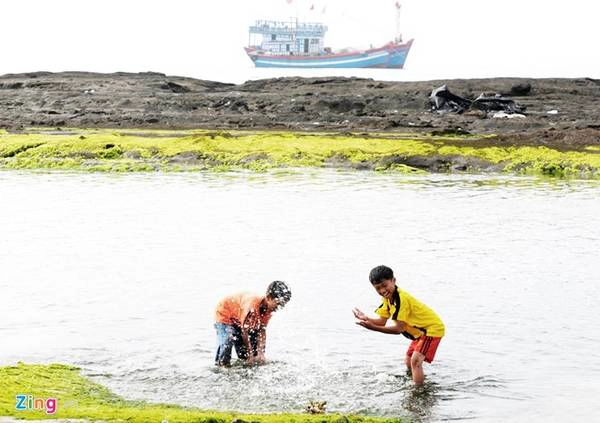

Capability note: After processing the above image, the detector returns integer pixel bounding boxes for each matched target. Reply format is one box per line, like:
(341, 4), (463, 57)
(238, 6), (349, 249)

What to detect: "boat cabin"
(248, 20), (328, 56)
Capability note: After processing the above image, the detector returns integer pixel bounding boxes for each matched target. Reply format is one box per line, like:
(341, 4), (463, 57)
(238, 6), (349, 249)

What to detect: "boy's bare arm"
(352, 307), (387, 326)
(356, 316), (406, 334)
(255, 327), (267, 363)
(241, 313), (256, 363)
(240, 326), (253, 358)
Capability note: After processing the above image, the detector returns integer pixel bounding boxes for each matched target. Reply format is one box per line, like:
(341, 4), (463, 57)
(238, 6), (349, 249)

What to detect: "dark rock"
(0, 82), (24, 89)
(239, 153), (270, 164)
(160, 81), (190, 93)
(509, 82), (532, 96)
(229, 100), (249, 112)
(167, 151), (206, 166)
(290, 104), (306, 113)
(431, 127), (471, 136)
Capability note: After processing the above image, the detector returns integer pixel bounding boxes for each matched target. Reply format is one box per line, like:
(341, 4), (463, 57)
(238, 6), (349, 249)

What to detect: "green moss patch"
(0, 128), (599, 178)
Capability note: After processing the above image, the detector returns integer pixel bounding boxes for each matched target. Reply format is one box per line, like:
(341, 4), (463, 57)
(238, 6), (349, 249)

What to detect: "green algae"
(0, 363), (401, 423)
(1, 128), (599, 178)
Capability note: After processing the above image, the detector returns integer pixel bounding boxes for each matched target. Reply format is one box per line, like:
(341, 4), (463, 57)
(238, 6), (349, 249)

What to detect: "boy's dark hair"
(369, 265), (394, 284)
(266, 280), (292, 305)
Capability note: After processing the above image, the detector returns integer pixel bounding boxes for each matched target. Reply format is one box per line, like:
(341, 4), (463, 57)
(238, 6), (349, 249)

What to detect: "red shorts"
(406, 336), (442, 363)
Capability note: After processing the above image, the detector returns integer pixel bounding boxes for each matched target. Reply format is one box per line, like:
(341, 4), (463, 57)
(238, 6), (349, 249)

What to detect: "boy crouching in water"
(215, 281), (291, 366)
(353, 265), (445, 385)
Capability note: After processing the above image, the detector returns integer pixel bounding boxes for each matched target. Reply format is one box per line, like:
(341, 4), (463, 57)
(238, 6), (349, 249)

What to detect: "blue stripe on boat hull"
(249, 44), (411, 69)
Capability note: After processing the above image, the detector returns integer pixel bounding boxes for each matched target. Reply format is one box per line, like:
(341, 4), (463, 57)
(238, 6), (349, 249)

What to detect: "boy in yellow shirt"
(353, 265), (445, 385)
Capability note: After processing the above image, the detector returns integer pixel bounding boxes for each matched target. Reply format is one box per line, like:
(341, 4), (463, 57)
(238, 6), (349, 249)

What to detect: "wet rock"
(323, 154), (352, 169)
(123, 150), (141, 159)
(377, 154), (487, 173)
(400, 155), (455, 172)
(168, 151), (202, 165)
(239, 152), (270, 164)
(351, 160), (375, 170)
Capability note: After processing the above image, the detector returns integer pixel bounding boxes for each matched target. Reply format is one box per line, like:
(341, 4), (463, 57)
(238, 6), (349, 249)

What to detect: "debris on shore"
(429, 85), (525, 115)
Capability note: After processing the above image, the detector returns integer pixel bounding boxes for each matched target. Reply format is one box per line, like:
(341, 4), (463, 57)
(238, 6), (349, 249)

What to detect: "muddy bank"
(1, 72), (600, 148)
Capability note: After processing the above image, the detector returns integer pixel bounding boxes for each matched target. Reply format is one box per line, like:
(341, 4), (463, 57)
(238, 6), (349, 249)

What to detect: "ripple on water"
(86, 360), (491, 422)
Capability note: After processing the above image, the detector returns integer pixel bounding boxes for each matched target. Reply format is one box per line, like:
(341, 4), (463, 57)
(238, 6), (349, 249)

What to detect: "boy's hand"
(352, 308), (368, 322)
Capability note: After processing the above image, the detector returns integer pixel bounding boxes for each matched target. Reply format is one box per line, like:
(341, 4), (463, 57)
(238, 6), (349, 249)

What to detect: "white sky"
(1, 0), (599, 83)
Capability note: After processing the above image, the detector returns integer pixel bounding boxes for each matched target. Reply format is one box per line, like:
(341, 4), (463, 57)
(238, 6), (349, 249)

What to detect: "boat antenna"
(395, 1), (402, 43)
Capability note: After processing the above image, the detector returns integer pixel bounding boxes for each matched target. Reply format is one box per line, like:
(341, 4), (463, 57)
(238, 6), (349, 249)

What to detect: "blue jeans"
(214, 323), (259, 366)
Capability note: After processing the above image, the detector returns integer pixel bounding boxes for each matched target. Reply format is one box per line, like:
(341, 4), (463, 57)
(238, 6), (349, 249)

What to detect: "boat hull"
(245, 40), (413, 69)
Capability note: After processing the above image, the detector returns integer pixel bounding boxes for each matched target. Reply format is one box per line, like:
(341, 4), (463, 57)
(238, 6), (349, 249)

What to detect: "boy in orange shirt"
(214, 280), (291, 366)
(353, 265), (445, 385)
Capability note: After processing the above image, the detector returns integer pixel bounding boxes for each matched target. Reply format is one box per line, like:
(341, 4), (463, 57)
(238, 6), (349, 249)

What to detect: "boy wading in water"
(353, 265), (445, 385)
(214, 281), (291, 366)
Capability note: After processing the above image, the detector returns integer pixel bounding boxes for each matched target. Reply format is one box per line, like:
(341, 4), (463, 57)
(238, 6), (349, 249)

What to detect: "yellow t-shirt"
(375, 287), (445, 338)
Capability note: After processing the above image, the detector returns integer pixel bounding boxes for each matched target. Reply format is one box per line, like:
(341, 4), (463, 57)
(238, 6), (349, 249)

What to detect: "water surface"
(1, 170), (599, 422)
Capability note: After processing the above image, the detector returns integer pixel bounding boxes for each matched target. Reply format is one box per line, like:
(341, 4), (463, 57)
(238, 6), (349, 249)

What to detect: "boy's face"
(372, 278), (396, 300)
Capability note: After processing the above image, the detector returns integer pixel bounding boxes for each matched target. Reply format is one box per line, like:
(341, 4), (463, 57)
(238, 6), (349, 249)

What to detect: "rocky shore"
(1, 72), (599, 177)
(1, 71), (599, 146)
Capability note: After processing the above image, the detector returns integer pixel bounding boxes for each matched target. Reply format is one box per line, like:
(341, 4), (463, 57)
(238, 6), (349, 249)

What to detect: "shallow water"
(1, 170), (599, 422)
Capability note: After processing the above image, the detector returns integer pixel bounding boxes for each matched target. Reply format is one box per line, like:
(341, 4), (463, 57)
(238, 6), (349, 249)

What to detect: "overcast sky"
(1, 0), (599, 83)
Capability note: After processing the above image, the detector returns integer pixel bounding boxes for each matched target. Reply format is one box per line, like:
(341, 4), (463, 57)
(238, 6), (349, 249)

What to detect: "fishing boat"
(244, 3), (413, 69)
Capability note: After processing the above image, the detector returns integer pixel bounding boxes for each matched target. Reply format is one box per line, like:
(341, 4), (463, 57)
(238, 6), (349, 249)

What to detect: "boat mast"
(395, 1), (402, 43)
